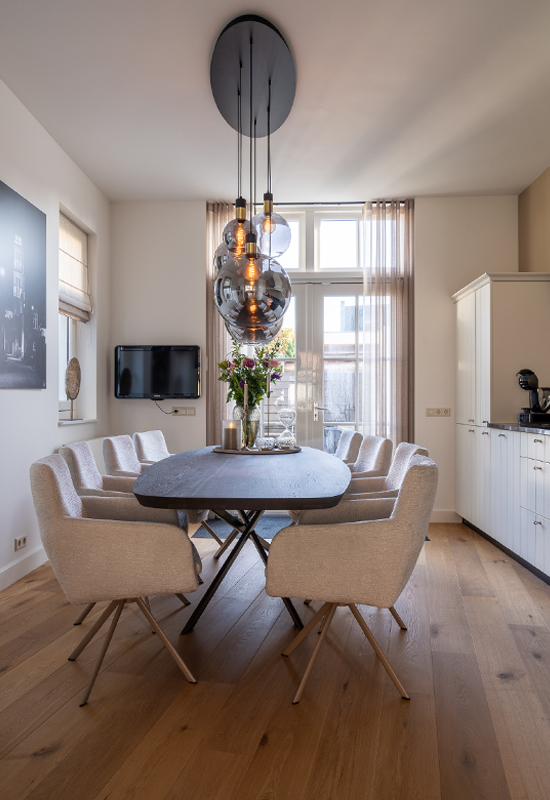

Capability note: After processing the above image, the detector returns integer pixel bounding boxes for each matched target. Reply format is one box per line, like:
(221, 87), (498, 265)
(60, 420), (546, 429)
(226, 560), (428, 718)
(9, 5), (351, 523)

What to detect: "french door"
(263, 283), (364, 451)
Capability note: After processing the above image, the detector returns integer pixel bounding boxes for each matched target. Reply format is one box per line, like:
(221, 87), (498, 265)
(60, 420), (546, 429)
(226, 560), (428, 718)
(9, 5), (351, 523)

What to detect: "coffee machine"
(517, 369), (550, 425)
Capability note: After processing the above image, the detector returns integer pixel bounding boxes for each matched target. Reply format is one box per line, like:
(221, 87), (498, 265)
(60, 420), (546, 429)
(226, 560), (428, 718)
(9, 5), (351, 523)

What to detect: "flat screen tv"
(114, 346), (200, 399)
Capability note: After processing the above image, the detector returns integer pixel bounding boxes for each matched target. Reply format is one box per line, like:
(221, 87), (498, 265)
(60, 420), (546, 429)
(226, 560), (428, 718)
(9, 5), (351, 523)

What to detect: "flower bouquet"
(218, 342), (283, 447)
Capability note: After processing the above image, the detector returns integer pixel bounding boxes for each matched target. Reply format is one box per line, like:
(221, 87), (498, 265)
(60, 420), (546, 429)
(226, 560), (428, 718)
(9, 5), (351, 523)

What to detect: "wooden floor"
(2, 523), (550, 800)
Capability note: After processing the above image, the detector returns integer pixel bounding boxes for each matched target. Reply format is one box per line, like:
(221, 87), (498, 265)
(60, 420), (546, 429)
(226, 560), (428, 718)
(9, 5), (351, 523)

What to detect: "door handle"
(314, 402), (330, 422)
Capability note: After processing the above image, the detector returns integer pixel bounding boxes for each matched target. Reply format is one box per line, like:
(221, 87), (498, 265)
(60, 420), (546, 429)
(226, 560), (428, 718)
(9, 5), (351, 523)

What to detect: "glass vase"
(233, 404), (261, 449)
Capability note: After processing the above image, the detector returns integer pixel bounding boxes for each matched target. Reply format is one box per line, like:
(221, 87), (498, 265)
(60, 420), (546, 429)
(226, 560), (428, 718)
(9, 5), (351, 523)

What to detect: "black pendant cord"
(267, 80), (272, 195)
(249, 36), (253, 231)
(238, 61), (242, 199)
(254, 118), (257, 214)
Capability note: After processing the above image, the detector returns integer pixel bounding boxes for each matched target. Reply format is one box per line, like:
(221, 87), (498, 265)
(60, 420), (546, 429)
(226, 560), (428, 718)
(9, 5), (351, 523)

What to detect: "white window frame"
(274, 204), (364, 281)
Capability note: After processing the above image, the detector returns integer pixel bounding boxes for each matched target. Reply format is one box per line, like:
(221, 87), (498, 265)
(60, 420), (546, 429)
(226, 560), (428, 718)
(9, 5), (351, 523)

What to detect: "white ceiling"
(1, 0), (550, 202)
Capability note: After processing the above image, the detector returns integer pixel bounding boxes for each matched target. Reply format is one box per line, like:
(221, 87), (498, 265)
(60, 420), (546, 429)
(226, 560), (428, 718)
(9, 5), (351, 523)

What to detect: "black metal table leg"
(181, 509), (262, 634)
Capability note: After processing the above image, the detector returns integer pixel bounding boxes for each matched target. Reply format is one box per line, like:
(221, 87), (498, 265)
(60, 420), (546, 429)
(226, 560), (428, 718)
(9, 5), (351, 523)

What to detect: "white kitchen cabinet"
(456, 290), (476, 425)
(453, 273), (550, 426)
(454, 273), (550, 579)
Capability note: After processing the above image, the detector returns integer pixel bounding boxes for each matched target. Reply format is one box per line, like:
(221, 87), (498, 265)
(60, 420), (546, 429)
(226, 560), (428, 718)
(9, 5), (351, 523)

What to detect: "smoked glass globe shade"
(252, 211), (291, 257)
(213, 254), (291, 333)
(223, 219), (248, 255)
(225, 317), (284, 345)
(213, 243), (231, 274)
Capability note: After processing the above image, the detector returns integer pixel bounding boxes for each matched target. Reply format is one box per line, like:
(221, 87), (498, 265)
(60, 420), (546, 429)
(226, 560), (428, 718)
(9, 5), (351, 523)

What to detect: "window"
(59, 213), (91, 322)
(274, 205), (363, 275)
(58, 212), (93, 420)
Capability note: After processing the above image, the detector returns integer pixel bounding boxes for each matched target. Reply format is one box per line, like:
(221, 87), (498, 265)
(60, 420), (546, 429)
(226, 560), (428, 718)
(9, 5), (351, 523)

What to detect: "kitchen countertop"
(487, 422), (550, 434)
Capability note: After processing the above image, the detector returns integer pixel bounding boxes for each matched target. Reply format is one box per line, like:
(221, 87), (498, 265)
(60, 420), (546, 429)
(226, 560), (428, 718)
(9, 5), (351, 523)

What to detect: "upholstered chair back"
(387, 443), (429, 487)
(30, 456), (86, 599)
(103, 435), (141, 475)
(334, 430), (362, 464)
(133, 430), (171, 463)
(380, 455), (438, 598)
(60, 441), (103, 492)
(350, 435), (393, 475)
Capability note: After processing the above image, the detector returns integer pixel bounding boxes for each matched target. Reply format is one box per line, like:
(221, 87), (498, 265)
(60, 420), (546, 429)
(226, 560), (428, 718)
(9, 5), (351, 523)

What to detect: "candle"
(222, 419), (241, 450)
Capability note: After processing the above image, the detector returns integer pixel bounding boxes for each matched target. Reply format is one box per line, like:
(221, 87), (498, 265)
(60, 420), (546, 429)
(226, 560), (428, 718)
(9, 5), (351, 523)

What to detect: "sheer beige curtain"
(206, 202), (232, 445)
(362, 200), (414, 445)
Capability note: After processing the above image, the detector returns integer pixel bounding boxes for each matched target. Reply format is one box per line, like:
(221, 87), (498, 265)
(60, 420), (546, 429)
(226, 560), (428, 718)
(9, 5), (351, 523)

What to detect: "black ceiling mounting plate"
(210, 15), (296, 138)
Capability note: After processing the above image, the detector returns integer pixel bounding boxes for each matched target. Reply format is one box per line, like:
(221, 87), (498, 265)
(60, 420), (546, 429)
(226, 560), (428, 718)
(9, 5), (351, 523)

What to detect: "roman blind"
(59, 213), (91, 322)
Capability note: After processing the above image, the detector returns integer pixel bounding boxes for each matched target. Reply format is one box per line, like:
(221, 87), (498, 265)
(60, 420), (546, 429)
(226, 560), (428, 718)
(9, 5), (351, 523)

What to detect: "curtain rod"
(272, 200), (409, 206)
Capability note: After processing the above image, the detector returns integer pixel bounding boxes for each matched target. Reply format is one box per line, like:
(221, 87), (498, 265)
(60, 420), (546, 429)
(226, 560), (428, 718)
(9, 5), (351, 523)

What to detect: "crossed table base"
(181, 508), (303, 634)
(133, 446), (351, 636)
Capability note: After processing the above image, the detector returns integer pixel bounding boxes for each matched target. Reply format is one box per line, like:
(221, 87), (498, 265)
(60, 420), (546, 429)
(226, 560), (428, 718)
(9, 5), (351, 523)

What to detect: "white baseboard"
(430, 509), (461, 524)
(0, 545), (48, 592)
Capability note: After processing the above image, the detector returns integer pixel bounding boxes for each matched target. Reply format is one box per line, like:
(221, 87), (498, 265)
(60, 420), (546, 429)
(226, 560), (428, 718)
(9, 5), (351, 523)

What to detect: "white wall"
(414, 196), (518, 522)
(0, 79), (111, 590)
(109, 201), (207, 452)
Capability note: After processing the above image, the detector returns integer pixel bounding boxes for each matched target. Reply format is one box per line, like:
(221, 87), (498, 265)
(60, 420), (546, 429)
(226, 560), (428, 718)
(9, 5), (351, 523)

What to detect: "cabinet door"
(476, 284), (491, 426)
(456, 423), (475, 522)
(475, 428), (491, 532)
(456, 293), (476, 425)
(492, 430), (521, 550)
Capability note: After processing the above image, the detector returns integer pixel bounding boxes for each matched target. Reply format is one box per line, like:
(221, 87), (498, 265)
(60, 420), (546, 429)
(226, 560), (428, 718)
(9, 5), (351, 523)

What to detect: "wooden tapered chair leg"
(80, 600), (125, 706)
(136, 598), (197, 684)
(69, 600), (120, 661)
(213, 528), (240, 559)
(292, 604), (337, 704)
(389, 605), (407, 630)
(201, 521), (224, 546)
(74, 602), (95, 626)
(349, 604), (409, 699)
(175, 593), (191, 606)
(282, 602), (332, 657)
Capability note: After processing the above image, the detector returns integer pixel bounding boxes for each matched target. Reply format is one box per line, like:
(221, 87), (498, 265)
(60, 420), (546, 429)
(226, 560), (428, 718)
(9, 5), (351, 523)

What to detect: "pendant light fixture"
(210, 15), (296, 345)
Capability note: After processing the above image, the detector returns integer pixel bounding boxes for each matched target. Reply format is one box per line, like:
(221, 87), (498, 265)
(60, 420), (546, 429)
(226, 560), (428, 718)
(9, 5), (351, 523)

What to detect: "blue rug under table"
(192, 513), (430, 541)
(192, 514), (293, 540)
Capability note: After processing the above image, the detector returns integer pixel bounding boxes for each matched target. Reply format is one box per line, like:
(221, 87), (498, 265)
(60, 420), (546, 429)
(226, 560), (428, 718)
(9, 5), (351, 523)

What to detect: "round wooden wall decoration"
(65, 357), (81, 401)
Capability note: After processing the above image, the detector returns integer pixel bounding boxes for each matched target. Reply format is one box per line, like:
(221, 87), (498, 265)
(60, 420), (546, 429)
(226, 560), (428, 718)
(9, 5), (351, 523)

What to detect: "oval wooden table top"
(134, 445), (351, 511)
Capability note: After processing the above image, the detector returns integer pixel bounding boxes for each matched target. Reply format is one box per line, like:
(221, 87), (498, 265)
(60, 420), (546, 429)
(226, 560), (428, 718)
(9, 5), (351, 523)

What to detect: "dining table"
(133, 445), (351, 634)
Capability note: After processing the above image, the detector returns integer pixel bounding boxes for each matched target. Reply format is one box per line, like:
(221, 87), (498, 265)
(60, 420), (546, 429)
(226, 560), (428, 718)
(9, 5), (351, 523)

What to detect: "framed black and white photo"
(0, 181), (46, 389)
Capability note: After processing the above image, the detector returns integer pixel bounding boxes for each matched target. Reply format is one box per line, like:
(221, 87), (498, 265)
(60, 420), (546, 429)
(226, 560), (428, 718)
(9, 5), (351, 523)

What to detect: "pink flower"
(243, 358), (255, 368)
(269, 359), (279, 368)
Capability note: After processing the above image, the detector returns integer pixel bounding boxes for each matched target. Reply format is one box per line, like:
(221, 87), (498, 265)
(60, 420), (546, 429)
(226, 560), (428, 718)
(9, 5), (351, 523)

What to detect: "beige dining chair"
(266, 454), (438, 704)
(133, 429), (173, 465)
(60, 440), (136, 497)
(347, 442), (429, 498)
(102, 434), (147, 477)
(30, 455), (201, 706)
(349, 434), (393, 477)
(334, 429), (363, 465)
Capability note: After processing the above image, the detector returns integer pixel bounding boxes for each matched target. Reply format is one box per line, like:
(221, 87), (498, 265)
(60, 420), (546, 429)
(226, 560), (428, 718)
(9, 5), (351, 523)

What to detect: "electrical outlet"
(172, 407), (196, 416)
(426, 408), (451, 417)
(14, 536), (27, 552)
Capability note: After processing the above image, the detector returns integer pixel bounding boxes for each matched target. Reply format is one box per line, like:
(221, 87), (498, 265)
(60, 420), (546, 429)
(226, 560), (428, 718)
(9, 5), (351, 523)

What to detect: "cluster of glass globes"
(213, 193), (292, 345)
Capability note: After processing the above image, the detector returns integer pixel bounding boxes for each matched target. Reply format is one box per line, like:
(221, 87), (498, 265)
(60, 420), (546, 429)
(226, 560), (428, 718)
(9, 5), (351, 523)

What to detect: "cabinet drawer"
(526, 433), (549, 462)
